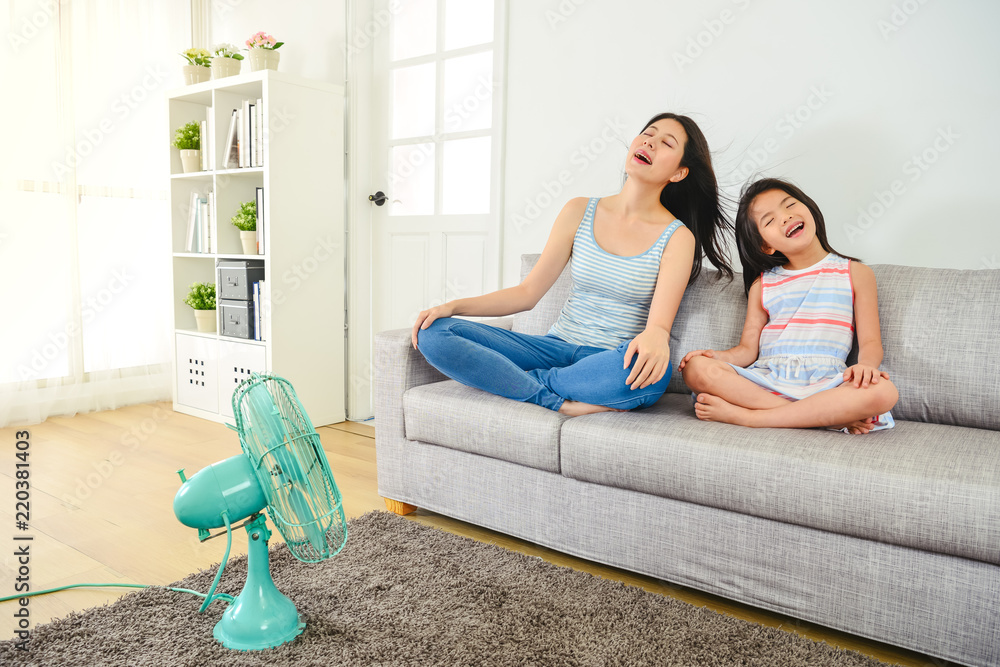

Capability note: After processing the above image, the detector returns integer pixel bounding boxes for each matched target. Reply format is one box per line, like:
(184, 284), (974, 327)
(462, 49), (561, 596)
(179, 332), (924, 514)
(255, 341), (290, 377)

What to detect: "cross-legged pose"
(413, 113), (733, 416)
(680, 178), (898, 434)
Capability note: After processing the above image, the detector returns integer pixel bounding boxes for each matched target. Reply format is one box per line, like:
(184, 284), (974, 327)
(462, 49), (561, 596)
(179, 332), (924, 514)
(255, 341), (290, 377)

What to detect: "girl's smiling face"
(625, 118), (689, 185)
(750, 188), (818, 255)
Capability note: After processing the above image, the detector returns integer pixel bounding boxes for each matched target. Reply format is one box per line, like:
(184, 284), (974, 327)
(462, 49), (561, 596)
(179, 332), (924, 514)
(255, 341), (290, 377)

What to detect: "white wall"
(502, 0), (1000, 285)
(209, 0), (346, 84)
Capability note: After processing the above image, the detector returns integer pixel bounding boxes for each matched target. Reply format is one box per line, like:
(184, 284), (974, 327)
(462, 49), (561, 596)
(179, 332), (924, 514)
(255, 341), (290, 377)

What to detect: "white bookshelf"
(167, 70), (345, 426)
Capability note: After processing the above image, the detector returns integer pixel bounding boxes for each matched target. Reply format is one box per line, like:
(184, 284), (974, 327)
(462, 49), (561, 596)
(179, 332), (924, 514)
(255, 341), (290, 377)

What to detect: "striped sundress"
(728, 253), (894, 429)
(548, 197), (683, 350)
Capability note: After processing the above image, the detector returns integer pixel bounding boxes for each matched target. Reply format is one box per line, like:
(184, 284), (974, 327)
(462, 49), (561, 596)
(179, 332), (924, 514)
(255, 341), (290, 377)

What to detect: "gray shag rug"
(1, 511), (890, 666)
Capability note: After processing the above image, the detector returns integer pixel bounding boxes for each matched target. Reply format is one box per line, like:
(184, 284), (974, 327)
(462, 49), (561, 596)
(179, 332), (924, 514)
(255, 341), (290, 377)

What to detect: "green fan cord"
(0, 511), (237, 611)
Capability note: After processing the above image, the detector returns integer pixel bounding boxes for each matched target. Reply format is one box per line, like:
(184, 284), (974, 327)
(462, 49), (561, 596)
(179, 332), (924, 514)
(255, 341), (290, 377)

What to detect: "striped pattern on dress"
(548, 197), (683, 350)
(731, 253), (856, 401)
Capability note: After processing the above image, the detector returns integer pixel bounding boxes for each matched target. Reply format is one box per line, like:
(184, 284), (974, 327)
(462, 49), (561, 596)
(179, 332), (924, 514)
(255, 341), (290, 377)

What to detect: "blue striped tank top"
(548, 197), (684, 349)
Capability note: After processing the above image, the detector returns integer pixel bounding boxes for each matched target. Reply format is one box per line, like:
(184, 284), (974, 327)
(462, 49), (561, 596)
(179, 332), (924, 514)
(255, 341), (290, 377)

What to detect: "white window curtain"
(0, 0), (190, 426)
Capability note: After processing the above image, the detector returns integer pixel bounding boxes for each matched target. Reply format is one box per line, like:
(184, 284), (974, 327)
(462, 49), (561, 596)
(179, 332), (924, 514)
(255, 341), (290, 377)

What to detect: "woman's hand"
(623, 327), (671, 390)
(679, 349), (716, 370)
(843, 364), (889, 389)
(412, 303), (455, 349)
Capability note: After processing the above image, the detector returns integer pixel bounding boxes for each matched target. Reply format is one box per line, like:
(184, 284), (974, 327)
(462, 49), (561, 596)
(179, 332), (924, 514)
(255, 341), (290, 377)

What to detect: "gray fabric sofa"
(375, 254), (1000, 667)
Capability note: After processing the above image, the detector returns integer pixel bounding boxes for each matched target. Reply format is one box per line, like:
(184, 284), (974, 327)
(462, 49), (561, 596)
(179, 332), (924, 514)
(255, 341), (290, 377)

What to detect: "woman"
(412, 113), (733, 416)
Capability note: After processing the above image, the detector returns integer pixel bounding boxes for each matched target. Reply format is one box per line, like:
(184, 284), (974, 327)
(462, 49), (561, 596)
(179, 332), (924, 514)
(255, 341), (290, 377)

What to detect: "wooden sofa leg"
(384, 498), (417, 516)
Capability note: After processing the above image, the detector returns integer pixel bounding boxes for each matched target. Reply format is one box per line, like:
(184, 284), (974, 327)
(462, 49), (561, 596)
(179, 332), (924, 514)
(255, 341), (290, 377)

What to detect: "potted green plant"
(231, 199), (258, 255)
(245, 31), (283, 71)
(183, 281), (217, 332)
(172, 121), (202, 173)
(211, 43), (244, 79)
(180, 48), (211, 84)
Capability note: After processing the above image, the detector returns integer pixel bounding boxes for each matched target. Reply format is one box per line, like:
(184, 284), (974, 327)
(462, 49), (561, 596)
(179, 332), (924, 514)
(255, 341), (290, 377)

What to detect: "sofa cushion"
(560, 394), (1000, 566)
(874, 264), (1000, 430)
(403, 380), (567, 473)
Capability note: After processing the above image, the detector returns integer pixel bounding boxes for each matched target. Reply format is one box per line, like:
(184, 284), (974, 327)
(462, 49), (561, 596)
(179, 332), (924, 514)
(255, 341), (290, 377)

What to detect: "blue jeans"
(416, 318), (670, 412)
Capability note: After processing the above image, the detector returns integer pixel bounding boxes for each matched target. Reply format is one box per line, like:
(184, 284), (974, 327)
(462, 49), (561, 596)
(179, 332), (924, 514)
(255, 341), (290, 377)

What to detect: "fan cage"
(233, 373), (347, 563)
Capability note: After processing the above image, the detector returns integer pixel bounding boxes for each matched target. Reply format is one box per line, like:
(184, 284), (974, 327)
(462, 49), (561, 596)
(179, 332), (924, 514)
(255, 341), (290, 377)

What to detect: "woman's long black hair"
(734, 178), (859, 294)
(640, 113), (733, 284)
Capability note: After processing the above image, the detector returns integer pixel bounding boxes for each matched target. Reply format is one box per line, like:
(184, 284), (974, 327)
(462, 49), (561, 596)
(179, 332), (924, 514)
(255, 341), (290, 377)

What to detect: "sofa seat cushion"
(403, 380), (568, 473)
(560, 393), (1000, 565)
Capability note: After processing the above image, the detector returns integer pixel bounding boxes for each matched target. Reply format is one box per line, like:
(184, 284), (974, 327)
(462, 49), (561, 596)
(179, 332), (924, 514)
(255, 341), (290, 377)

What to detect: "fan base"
(213, 514), (306, 651)
(214, 612), (305, 651)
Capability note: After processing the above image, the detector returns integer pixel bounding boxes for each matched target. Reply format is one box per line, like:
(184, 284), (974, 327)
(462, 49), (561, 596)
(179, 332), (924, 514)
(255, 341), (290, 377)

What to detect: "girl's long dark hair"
(734, 178), (859, 294)
(641, 113), (733, 284)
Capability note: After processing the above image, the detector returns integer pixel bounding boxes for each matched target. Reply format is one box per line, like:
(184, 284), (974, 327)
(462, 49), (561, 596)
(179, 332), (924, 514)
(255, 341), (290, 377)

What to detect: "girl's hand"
(843, 364), (890, 389)
(679, 349), (716, 369)
(412, 303), (455, 349)
(623, 328), (671, 390)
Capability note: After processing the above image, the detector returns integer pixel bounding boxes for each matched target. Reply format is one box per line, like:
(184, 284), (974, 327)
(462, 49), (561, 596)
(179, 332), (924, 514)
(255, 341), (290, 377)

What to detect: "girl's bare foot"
(830, 417), (877, 435)
(694, 393), (755, 426)
(558, 400), (623, 417)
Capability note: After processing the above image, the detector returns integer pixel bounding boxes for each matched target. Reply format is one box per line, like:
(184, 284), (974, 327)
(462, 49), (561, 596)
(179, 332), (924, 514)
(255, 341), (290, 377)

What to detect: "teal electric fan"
(173, 372), (347, 650)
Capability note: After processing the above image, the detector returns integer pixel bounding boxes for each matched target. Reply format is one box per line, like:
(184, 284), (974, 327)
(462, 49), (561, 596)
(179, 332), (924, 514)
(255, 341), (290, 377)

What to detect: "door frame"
(344, 0), (509, 421)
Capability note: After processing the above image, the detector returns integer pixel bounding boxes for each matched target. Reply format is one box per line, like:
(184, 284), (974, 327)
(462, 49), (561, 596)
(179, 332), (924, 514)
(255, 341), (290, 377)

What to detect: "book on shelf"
(224, 109), (239, 169)
(253, 279), (267, 341)
(255, 97), (263, 167)
(240, 99), (251, 168)
(199, 197), (209, 252)
(184, 191), (198, 252)
(206, 191), (215, 253)
(255, 186), (265, 254)
(184, 192), (211, 253)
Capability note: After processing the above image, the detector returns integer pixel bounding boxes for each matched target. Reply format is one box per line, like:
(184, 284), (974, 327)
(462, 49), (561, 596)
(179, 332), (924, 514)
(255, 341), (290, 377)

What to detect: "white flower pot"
(248, 49), (280, 72)
(211, 57), (242, 79)
(194, 309), (217, 333)
(179, 149), (201, 173)
(182, 64), (211, 85)
(240, 230), (258, 255)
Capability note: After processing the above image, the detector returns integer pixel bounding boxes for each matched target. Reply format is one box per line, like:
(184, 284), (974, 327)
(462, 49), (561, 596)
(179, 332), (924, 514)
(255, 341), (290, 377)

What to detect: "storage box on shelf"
(167, 70), (345, 426)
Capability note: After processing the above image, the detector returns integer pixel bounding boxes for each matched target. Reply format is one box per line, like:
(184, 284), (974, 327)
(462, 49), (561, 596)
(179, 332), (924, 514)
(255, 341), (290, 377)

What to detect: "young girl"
(679, 178), (897, 434)
(413, 113), (733, 417)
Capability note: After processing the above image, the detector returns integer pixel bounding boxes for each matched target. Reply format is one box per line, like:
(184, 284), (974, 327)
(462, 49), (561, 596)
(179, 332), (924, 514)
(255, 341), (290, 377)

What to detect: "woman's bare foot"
(558, 400), (623, 417)
(694, 393), (755, 426)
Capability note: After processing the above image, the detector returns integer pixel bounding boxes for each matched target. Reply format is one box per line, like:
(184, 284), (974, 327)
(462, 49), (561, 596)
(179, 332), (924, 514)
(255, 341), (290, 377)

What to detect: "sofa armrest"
(374, 318), (513, 503)
(374, 317), (513, 440)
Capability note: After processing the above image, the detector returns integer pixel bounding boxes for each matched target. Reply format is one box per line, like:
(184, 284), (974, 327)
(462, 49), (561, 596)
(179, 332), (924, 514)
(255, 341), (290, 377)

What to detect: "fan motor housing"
(174, 454), (267, 528)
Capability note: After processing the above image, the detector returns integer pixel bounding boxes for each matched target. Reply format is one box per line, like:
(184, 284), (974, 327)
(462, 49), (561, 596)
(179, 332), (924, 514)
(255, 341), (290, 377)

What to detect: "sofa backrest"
(514, 254), (1000, 430)
(511, 254), (573, 336)
(873, 264), (1000, 430)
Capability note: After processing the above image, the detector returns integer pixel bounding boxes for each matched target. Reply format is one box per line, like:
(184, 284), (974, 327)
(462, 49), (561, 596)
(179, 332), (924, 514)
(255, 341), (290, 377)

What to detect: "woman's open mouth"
(634, 150), (652, 165)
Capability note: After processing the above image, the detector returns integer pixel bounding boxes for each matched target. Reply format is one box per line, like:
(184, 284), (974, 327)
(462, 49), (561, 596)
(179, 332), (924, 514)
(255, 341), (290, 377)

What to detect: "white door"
(370, 0), (505, 333)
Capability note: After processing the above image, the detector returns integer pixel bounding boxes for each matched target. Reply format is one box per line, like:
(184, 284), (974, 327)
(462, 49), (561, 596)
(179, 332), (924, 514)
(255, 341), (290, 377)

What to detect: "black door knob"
(368, 191), (387, 206)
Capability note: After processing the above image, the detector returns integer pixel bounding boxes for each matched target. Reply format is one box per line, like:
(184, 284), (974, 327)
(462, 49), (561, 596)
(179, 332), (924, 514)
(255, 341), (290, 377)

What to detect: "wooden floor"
(0, 402), (954, 665)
